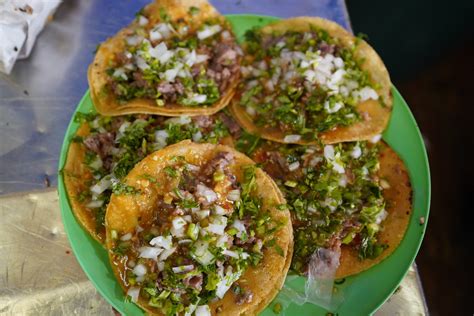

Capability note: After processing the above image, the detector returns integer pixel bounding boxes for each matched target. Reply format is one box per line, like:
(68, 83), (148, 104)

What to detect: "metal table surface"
(0, 1), (427, 315)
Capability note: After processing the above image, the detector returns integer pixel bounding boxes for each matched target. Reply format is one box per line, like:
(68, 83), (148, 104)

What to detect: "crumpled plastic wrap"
(272, 248), (344, 315)
(0, 0), (62, 74)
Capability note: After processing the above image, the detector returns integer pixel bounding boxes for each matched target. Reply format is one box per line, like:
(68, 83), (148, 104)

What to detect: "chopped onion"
(120, 233), (132, 241)
(332, 161), (345, 174)
(192, 130), (203, 142)
(86, 199), (103, 209)
(207, 223), (226, 235)
(214, 205), (227, 215)
(127, 287), (140, 302)
(135, 55), (149, 70)
(192, 241), (214, 265)
(307, 204), (317, 213)
(246, 105), (256, 116)
(178, 239), (193, 245)
(196, 210), (210, 220)
(172, 217), (187, 230)
(283, 134), (301, 143)
(164, 65), (181, 82)
(139, 246), (163, 260)
(133, 264), (147, 277)
(189, 94), (207, 104)
(232, 219), (246, 235)
(157, 261), (165, 271)
(156, 23), (173, 39)
(216, 234), (229, 248)
(196, 184), (217, 203)
(197, 24), (222, 40)
(165, 116), (191, 125)
(172, 264), (194, 274)
(227, 189), (240, 201)
(370, 134), (382, 143)
(149, 28), (163, 41)
(333, 57), (344, 68)
(195, 305), (211, 316)
(375, 209), (388, 225)
(138, 15), (148, 26)
(288, 161), (300, 172)
(323, 145), (335, 160)
(324, 100), (343, 114)
(215, 271), (242, 298)
(126, 35), (142, 46)
(221, 30), (231, 40)
(358, 86), (379, 101)
(159, 246), (177, 261)
(112, 68), (127, 80)
(90, 176), (112, 195)
(150, 235), (172, 249)
(351, 145), (362, 159)
(222, 249), (239, 259)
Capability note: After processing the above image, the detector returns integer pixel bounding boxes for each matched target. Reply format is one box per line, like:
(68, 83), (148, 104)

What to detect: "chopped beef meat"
(193, 115), (214, 128)
(157, 81), (185, 102)
(132, 72), (148, 88)
(115, 52), (132, 65)
(83, 132), (115, 159)
(318, 41), (336, 56)
(216, 44), (238, 64)
(219, 113), (241, 137)
(208, 42), (241, 93)
(181, 171), (199, 193)
(110, 117), (126, 131)
(183, 274), (203, 291)
(201, 151), (234, 181)
(263, 151), (288, 180)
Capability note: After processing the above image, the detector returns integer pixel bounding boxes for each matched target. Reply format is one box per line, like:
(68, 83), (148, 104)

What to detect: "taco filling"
(106, 144), (291, 315)
(65, 111), (239, 242)
(250, 138), (391, 275)
(233, 18), (390, 143)
(102, 6), (241, 108)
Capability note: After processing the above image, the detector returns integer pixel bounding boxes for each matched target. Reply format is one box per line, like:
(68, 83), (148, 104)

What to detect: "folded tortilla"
(105, 140), (293, 315)
(231, 17), (392, 144)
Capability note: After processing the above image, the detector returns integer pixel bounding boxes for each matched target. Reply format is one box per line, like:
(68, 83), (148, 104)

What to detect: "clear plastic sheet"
(272, 248), (344, 315)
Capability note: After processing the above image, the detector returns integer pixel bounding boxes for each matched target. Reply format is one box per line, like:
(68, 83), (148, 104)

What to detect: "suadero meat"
(219, 113), (241, 137)
(83, 132), (115, 159)
(208, 42), (241, 93)
(201, 151), (234, 180)
(115, 52), (132, 65)
(263, 151), (288, 180)
(193, 115), (214, 129)
(318, 41), (336, 56)
(132, 72), (149, 88)
(183, 274), (203, 291)
(157, 81), (185, 102)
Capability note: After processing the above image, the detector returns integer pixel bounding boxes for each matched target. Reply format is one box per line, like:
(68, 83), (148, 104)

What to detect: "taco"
(62, 112), (239, 243)
(105, 141), (293, 315)
(89, 0), (242, 117)
(230, 17), (392, 145)
(246, 137), (411, 278)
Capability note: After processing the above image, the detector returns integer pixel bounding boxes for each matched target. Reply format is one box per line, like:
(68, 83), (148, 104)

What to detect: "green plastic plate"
(58, 14), (431, 315)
